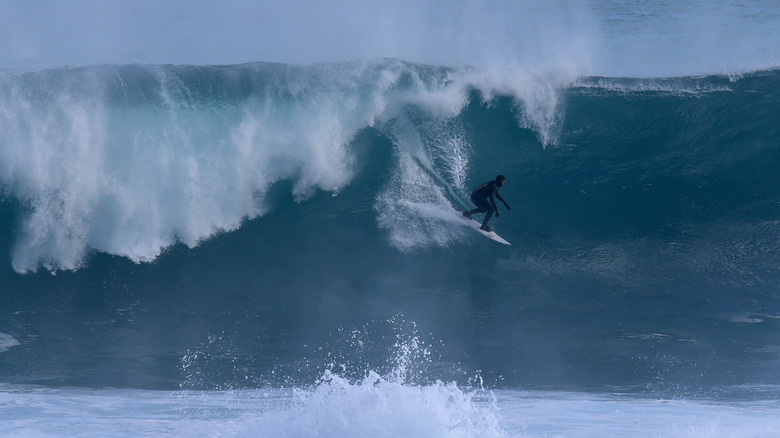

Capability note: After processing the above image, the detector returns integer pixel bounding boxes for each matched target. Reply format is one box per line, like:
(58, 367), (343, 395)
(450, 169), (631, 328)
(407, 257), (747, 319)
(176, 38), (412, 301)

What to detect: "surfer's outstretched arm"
(496, 192), (510, 209)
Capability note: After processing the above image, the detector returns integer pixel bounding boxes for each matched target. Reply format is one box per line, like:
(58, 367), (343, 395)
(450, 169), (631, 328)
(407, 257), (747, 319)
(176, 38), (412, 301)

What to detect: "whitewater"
(2, 1), (780, 437)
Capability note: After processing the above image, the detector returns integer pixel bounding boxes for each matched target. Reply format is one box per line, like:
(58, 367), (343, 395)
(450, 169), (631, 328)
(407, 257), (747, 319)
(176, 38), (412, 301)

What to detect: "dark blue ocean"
(1, 60), (779, 436)
(2, 3), (780, 435)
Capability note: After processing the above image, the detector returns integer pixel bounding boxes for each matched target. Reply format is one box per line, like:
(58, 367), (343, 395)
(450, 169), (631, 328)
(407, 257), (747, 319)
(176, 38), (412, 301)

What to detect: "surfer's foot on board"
(480, 224), (492, 232)
(463, 210), (472, 219)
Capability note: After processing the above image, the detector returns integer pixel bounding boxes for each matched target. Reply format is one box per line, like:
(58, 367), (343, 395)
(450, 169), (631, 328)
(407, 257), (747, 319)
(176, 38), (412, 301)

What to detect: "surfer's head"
(496, 174), (506, 186)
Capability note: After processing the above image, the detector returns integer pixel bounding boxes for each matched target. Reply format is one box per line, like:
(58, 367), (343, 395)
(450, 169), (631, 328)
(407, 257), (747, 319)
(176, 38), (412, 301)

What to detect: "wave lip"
(0, 59), (581, 273)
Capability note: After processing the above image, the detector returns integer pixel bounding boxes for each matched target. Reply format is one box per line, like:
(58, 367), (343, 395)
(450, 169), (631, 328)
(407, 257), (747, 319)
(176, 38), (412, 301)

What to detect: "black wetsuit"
(468, 180), (508, 228)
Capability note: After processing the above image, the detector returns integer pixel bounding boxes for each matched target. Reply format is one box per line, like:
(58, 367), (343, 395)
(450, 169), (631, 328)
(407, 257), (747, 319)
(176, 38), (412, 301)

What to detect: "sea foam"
(0, 60), (573, 273)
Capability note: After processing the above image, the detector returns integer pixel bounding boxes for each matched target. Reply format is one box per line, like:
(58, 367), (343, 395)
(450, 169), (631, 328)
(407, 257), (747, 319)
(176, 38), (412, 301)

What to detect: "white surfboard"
(453, 208), (511, 245)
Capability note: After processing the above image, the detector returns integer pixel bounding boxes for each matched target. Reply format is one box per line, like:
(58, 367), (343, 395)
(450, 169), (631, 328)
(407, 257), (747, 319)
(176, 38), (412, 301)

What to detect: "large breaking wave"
(0, 60), (574, 273)
(0, 61), (779, 391)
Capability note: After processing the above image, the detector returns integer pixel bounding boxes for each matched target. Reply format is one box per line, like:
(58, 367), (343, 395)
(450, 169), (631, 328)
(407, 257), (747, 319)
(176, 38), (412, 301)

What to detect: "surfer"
(463, 175), (510, 232)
